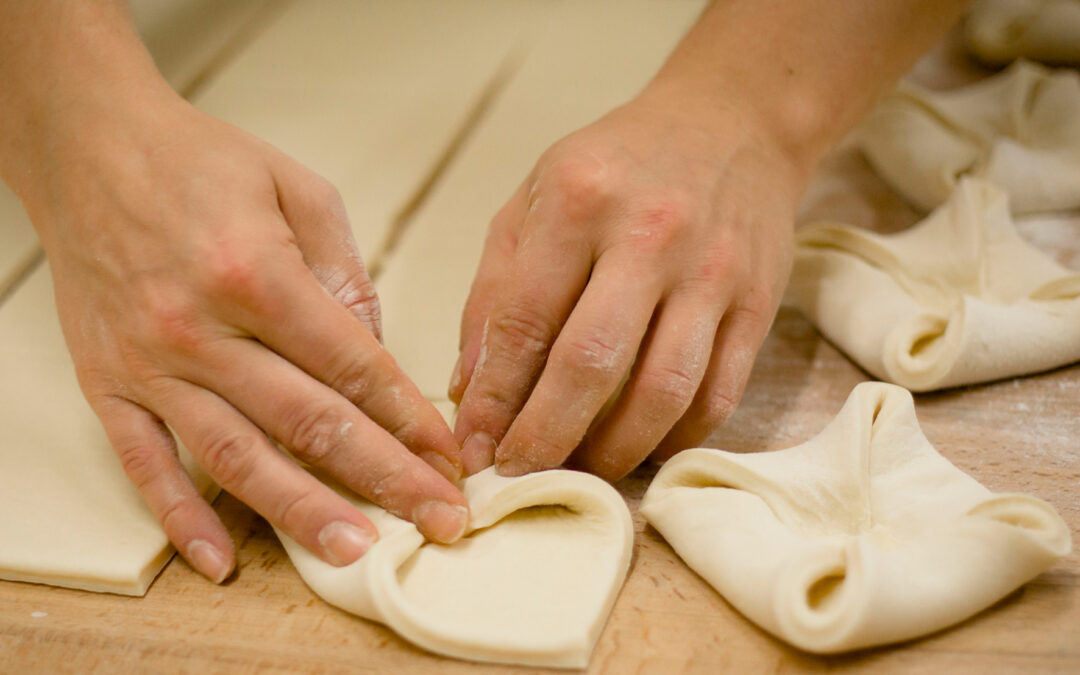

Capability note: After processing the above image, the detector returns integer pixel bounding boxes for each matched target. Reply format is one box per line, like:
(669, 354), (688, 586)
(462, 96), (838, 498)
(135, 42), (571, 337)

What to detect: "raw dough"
(965, 0), (1080, 65)
(641, 382), (1071, 654)
(0, 266), (218, 596)
(856, 60), (1080, 213)
(787, 179), (1080, 391)
(277, 467), (633, 669)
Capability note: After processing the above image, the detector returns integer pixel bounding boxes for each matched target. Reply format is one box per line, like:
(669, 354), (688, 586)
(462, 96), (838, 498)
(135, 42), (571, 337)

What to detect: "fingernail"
(495, 457), (530, 478)
(419, 450), (462, 483)
(448, 353), (464, 400)
(318, 521), (376, 566)
(187, 539), (230, 584)
(462, 431), (497, 476)
(414, 501), (470, 543)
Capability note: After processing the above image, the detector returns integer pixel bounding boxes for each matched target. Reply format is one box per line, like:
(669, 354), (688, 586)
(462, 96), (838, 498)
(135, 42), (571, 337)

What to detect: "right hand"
(13, 87), (469, 583)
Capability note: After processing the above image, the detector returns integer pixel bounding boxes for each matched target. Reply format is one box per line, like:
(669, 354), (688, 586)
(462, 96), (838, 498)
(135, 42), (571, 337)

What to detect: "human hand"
(450, 89), (812, 481)
(14, 88), (468, 583)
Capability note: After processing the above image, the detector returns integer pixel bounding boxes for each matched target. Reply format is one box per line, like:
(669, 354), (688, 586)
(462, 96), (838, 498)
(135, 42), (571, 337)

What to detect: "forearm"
(644, 0), (971, 174)
(0, 0), (173, 197)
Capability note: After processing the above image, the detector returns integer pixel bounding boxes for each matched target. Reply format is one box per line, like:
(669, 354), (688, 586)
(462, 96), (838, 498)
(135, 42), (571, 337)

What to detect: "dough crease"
(276, 467), (634, 669)
(641, 382), (1071, 654)
(787, 179), (1080, 391)
(965, 0), (1080, 66)
(856, 60), (1080, 213)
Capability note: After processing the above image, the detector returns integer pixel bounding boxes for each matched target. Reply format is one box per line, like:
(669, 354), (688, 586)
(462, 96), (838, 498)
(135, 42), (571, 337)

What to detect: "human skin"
(0, 0), (470, 584)
(450, 0), (972, 480)
(0, 1), (970, 584)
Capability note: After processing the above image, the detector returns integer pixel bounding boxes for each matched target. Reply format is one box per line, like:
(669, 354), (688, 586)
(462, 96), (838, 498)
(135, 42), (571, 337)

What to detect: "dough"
(276, 467), (634, 669)
(856, 60), (1080, 213)
(641, 382), (1071, 654)
(787, 179), (1080, 391)
(375, 0), (707, 398)
(0, 265), (218, 596)
(965, 0), (1080, 65)
(193, 0), (546, 265)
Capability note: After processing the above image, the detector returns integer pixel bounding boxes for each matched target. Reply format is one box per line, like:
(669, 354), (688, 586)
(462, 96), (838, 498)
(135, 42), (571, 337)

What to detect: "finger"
(494, 252), (662, 477)
(209, 236), (462, 479)
(449, 179), (531, 404)
(151, 377), (381, 567)
(179, 336), (470, 543)
(652, 300), (773, 462)
(272, 158), (382, 341)
(94, 395), (234, 583)
(571, 291), (724, 481)
(452, 184), (598, 475)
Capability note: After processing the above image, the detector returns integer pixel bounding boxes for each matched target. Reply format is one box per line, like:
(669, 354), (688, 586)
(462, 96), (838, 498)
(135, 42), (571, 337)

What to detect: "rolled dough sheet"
(965, 0), (1080, 66)
(0, 0), (271, 298)
(787, 178), (1080, 391)
(192, 0), (549, 265)
(376, 0), (707, 399)
(856, 60), (1080, 214)
(277, 467), (634, 669)
(0, 265), (218, 596)
(641, 382), (1072, 654)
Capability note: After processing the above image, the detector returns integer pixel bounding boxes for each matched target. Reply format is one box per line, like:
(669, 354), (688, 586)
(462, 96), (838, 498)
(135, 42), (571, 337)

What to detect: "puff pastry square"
(641, 382), (1071, 653)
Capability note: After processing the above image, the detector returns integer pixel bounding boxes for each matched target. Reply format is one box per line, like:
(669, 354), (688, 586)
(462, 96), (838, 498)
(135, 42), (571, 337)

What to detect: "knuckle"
(115, 443), (161, 491)
(324, 347), (385, 403)
(273, 490), (319, 533)
(701, 388), (741, 429)
(544, 157), (612, 219)
(199, 432), (259, 489)
(491, 304), (556, 356)
(201, 241), (268, 306)
(143, 296), (204, 355)
(640, 363), (700, 413)
(626, 196), (693, 253)
(560, 331), (625, 380)
(288, 404), (349, 465)
(366, 464), (415, 507)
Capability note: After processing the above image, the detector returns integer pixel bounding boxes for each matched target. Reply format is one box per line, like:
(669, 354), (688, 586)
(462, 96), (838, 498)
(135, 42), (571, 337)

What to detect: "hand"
(16, 88), (469, 583)
(450, 90), (811, 481)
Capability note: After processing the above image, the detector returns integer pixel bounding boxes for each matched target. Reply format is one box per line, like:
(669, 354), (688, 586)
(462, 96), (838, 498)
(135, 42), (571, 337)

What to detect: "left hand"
(449, 89), (813, 481)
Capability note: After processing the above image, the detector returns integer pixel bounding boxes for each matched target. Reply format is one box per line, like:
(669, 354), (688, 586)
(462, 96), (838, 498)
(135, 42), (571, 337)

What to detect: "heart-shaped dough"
(641, 382), (1071, 654)
(787, 178), (1080, 391)
(856, 60), (1080, 213)
(276, 467), (633, 668)
(965, 0), (1080, 66)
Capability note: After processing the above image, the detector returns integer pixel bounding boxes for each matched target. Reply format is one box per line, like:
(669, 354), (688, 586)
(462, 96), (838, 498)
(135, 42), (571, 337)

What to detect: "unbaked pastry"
(857, 60), (1080, 213)
(276, 467), (634, 669)
(787, 179), (1080, 391)
(641, 382), (1071, 654)
(965, 0), (1080, 65)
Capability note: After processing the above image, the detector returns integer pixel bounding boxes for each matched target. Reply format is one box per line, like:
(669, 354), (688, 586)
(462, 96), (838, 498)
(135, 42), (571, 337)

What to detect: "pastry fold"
(277, 467), (633, 669)
(857, 60), (1080, 213)
(965, 0), (1080, 66)
(641, 382), (1071, 654)
(788, 179), (1080, 391)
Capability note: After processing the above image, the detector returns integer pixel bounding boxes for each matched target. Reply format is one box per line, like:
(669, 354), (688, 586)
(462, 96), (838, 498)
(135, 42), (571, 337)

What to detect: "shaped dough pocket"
(277, 467), (634, 669)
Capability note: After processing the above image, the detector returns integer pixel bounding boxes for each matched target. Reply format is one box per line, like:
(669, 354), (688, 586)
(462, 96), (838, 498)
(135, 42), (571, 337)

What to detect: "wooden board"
(1, 9), (1077, 675)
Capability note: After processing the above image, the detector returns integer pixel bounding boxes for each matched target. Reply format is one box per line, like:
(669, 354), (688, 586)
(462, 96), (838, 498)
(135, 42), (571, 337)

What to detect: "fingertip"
(318, 519), (378, 566)
(413, 501), (470, 544)
(186, 539), (234, 584)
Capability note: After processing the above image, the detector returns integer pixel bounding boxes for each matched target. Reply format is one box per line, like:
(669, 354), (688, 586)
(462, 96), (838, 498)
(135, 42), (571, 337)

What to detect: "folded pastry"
(277, 467), (633, 669)
(965, 0), (1080, 65)
(787, 179), (1080, 391)
(641, 382), (1071, 654)
(857, 60), (1080, 213)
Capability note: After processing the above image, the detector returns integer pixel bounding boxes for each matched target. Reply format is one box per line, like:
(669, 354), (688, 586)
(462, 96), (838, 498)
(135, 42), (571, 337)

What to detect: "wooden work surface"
(2, 17), (1079, 675)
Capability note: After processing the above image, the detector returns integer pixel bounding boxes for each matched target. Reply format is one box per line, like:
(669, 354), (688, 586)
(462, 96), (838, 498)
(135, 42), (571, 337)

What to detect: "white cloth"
(965, 0), (1080, 65)
(277, 467), (633, 669)
(787, 179), (1080, 391)
(857, 60), (1080, 213)
(641, 382), (1071, 654)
